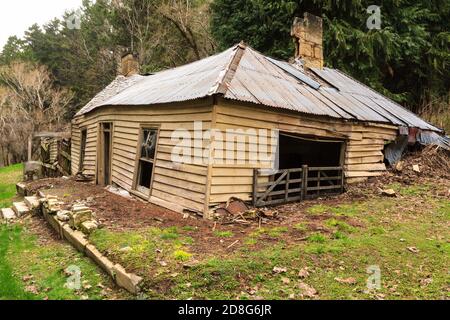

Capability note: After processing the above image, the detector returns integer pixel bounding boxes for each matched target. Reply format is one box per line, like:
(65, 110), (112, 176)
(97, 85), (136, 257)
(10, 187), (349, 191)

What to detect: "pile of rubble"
(213, 197), (282, 225)
(390, 145), (450, 181)
(42, 197), (99, 236)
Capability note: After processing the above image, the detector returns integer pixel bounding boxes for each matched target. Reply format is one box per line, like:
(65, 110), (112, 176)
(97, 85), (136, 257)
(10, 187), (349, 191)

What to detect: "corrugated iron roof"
(75, 74), (145, 116)
(75, 44), (442, 132)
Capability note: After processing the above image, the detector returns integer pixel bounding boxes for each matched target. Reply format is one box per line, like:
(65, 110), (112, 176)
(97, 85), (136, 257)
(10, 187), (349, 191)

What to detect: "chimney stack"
(291, 13), (323, 69)
(120, 52), (140, 77)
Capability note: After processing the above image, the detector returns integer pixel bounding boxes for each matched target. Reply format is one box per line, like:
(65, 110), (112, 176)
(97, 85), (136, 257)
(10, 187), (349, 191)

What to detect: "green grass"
(0, 163), (23, 208)
(214, 230), (234, 238)
(0, 224), (121, 300)
(89, 227), (194, 273)
(306, 203), (366, 217)
(82, 182), (450, 299)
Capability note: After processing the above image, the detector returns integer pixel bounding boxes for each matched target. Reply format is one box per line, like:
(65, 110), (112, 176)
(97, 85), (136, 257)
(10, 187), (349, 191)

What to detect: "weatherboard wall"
(206, 99), (398, 207)
(71, 98), (398, 216)
(71, 99), (214, 214)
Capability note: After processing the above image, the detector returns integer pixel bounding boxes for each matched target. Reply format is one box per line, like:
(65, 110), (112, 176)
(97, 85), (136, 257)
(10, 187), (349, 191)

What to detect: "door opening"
(78, 128), (87, 174)
(98, 123), (112, 185)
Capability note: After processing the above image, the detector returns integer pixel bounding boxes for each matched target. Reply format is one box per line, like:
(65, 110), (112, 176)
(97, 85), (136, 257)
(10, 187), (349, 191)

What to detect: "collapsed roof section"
(75, 44), (442, 132)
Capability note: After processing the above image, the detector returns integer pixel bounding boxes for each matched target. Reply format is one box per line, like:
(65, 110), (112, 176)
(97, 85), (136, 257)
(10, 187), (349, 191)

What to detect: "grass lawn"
(0, 221), (129, 300)
(88, 182), (449, 300)
(0, 163), (23, 208)
(0, 164), (129, 300)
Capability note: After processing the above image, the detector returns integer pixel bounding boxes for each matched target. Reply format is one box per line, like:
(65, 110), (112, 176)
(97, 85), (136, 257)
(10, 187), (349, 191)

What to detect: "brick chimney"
(120, 52), (140, 76)
(291, 13), (323, 69)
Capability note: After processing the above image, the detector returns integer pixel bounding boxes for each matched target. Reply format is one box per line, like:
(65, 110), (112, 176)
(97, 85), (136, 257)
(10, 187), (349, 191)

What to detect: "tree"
(0, 62), (72, 163)
(210, 0), (450, 114)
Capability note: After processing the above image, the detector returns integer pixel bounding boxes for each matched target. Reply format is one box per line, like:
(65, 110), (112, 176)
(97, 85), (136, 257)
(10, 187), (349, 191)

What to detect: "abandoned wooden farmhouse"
(71, 13), (442, 218)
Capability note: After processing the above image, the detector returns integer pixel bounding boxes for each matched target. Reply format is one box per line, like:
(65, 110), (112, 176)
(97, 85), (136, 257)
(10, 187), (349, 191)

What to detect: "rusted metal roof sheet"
(75, 44), (442, 132)
(75, 74), (145, 116)
(98, 47), (236, 107)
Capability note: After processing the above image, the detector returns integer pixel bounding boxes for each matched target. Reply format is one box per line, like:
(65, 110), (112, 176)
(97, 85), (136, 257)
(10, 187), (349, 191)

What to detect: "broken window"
(136, 128), (158, 194)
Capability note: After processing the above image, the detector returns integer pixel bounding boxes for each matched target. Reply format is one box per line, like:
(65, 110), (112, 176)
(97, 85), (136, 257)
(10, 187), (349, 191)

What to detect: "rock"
(12, 201), (30, 217)
(119, 246), (133, 252)
(412, 164), (420, 173)
(80, 220), (98, 235)
(273, 266), (287, 274)
(381, 189), (396, 197)
(182, 260), (199, 269)
(56, 210), (71, 222)
(407, 246), (420, 253)
(72, 204), (90, 212)
(113, 264), (142, 294)
(69, 210), (93, 230)
(394, 161), (404, 171)
(1, 208), (16, 220)
(44, 197), (64, 214)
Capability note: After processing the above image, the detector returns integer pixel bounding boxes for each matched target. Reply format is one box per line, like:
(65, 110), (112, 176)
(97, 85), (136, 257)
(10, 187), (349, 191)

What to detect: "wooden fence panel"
(253, 165), (344, 207)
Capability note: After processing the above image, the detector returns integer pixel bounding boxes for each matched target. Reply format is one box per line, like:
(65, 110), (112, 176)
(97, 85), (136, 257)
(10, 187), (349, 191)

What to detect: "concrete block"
(12, 202), (30, 217)
(16, 182), (27, 196)
(24, 196), (40, 209)
(62, 225), (88, 253)
(69, 210), (93, 230)
(43, 210), (64, 237)
(113, 264), (143, 294)
(1, 208), (16, 220)
(80, 220), (98, 235)
(85, 244), (115, 278)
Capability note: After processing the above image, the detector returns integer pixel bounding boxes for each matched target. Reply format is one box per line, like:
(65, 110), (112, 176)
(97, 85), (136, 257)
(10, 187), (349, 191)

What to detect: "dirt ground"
(26, 167), (448, 258)
(27, 176), (376, 256)
(22, 146), (449, 299)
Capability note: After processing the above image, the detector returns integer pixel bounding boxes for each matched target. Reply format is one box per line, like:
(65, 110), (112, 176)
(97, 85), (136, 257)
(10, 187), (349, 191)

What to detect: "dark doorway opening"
(79, 129), (87, 174)
(98, 122), (112, 186)
(267, 132), (345, 200)
(279, 133), (342, 169)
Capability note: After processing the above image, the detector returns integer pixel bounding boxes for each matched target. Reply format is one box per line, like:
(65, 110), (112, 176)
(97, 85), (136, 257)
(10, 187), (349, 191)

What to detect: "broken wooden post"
(27, 135), (32, 161)
(252, 168), (258, 207)
(301, 165), (308, 200)
(284, 169), (290, 202)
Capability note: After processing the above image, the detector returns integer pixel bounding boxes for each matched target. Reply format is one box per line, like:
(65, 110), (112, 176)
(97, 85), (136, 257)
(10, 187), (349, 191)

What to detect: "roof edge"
(208, 42), (246, 96)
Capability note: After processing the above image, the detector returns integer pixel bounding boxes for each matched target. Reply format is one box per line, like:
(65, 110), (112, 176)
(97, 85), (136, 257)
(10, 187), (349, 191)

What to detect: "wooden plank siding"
(71, 97), (398, 217)
(71, 99), (214, 215)
(206, 99), (397, 208)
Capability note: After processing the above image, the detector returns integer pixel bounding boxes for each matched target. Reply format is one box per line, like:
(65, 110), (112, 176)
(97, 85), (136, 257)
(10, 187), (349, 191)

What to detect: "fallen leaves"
(281, 277), (290, 284)
(407, 246), (420, 253)
(334, 277), (357, 285)
(25, 285), (39, 294)
(298, 282), (318, 298)
(298, 267), (310, 279)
